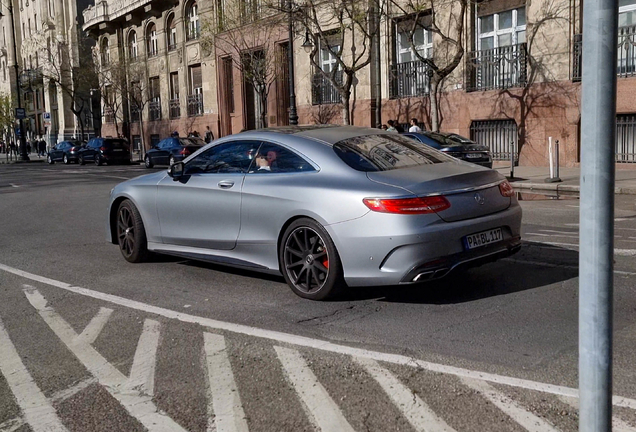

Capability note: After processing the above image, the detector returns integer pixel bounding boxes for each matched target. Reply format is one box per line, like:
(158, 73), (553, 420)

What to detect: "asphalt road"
(1, 161), (635, 432)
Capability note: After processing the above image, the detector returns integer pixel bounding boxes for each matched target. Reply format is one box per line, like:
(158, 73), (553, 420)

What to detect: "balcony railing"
(575, 26), (636, 81)
(149, 98), (161, 121)
(186, 27), (200, 41)
(188, 93), (203, 116)
(103, 107), (115, 124)
(312, 70), (342, 105)
(168, 42), (177, 52)
(389, 60), (431, 99)
(169, 98), (181, 119)
(466, 43), (527, 92)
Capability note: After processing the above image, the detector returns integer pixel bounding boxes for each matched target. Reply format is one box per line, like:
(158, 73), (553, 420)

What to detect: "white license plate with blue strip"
(463, 228), (503, 250)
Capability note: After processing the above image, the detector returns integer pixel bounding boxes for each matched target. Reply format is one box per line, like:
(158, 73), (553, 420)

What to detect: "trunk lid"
(366, 163), (510, 222)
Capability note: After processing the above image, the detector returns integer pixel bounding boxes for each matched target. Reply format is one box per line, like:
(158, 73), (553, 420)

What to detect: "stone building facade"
(82, 0), (636, 167)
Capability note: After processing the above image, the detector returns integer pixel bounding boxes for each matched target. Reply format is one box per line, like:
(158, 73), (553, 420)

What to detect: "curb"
(510, 181), (636, 196)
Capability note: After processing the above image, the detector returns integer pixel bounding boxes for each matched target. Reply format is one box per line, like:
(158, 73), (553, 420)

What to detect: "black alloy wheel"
(116, 200), (148, 263)
(145, 155), (153, 168)
(169, 156), (176, 166)
(47, 155), (54, 164)
(95, 154), (102, 166)
(63, 154), (69, 164)
(280, 218), (344, 300)
(78, 155), (85, 165)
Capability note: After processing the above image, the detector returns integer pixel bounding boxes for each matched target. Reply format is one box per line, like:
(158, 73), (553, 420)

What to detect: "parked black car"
(46, 140), (84, 164)
(144, 137), (206, 168)
(77, 138), (131, 165)
(402, 132), (493, 168)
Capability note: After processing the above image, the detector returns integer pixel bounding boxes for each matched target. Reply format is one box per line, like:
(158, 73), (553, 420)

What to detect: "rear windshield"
(104, 139), (129, 149)
(427, 132), (477, 147)
(180, 138), (205, 147)
(333, 134), (452, 171)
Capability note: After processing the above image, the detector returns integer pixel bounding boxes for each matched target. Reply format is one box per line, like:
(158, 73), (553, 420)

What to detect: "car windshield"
(333, 134), (452, 172)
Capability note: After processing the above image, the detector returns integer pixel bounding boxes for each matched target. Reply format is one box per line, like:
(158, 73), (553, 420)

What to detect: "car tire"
(116, 200), (149, 263)
(63, 154), (69, 164)
(169, 156), (176, 166)
(47, 155), (54, 164)
(95, 155), (102, 166)
(78, 155), (85, 165)
(145, 155), (153, 168)
(279, 218), (345, 300)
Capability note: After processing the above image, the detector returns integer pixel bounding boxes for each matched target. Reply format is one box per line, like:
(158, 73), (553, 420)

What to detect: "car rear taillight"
(363, 196), (451, 214)
(180, 148), (190, 156)
(499, 180), (515, 197)
(99, 146), (107, 152)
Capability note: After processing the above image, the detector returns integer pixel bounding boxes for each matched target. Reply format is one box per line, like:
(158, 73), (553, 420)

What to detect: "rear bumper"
(327, 204), (522, 287)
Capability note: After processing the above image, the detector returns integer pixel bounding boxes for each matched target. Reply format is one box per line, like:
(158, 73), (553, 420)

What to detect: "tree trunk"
(341, 93), (351, 125)
(430, 76), (441, 132)
(257, 87), (267, 129)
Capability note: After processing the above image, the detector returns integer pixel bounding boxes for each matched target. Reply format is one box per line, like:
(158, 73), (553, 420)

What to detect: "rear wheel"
(95, 155), (102, 166)
(116, 200), (148, 263)
(279, 218), (345, 300)
(78, 155), (85, 165)
(63, 154), (69, 164)
(169, 156), (176, 166)
(145, 155), (153, 168)
(47, 155), (54, 164)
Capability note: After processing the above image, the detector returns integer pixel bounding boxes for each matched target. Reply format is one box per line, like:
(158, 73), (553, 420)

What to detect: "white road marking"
(126, 319), (160, 396)
(9, 183), (18, 188)
(0, 315), (69, 432)
(530, 242), (636, 256)
(203, 333), (249, 432)
(502, 258), (636, 276)
(2, 264), (636, 410)
(0, 417), (25, 432)
(354, 356), (457, 432)
(23, 287), (188, 432)
(275, 346), (355, 432)
(538, 229), (578, 235)
(526, 232), (579, 239)
(460, 377), (559, 432)
(76, 307), (113, 344)
(49, 378), (98, 402)
(557, 395), (636, 432)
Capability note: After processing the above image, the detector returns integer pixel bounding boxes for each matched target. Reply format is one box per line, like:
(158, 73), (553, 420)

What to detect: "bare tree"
(202, 3), (286, 129)
(389, 0), (467, 132)
(280, 0), (385, 125)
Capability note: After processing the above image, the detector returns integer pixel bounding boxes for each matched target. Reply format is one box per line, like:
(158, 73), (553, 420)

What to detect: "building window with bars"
(470, 119), (518, 161)
(149, 77), (161, 121)
(390, 15), (433, 98)
(169, 72), (180, 119)
(188, 64), (203, 116)
(312, 41), (341, 105)
(616, 114), (636, 162)
(467, 4), (527, 91)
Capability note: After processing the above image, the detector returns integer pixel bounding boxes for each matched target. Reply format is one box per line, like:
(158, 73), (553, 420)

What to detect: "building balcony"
(574, 26), (636, 81)
(312, 70), (342, 105)
(82, 0), (175, 34)
(168, 43), (178, 52)
(466, 43), (527, 92)
(169, 98), (180, 119)
(149, 99), (161, 121)
(389, 60), (431, 99)
(188, 93), (203, 117)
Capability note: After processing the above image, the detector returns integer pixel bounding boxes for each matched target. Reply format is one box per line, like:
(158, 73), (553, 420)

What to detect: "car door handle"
(218, 180), (235, 189)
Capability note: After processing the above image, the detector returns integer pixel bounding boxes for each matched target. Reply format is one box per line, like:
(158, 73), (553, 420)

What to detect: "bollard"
(545, 136), (562, 183)
(509, 140), (515, 179)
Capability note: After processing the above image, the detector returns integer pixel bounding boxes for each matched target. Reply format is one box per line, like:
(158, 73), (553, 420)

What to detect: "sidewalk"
(493, 162), (636, 195)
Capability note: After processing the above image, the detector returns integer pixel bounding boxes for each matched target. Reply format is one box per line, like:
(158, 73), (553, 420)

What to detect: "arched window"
(101, 37), (109, 65)
(146, 23), (158, 57)
(167, 14), (177, 51)
(128, 31), (138, 59)
(185, 1), (199, 41)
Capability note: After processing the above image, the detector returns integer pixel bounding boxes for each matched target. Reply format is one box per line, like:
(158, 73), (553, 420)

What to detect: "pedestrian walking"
(386, 120), (398, 132)
(204, 126), (214, 143)
(39, 139), (46, 157)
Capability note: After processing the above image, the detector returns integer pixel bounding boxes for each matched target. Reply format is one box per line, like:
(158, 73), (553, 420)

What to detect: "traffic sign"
(15, 108), (26, 119)
(43, 112), (51, 121)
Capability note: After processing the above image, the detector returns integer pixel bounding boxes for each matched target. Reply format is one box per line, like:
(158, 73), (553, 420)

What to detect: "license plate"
(463, 228), (503, 250)
(465, 153), (482, 159)
(112, 149), (123, 152)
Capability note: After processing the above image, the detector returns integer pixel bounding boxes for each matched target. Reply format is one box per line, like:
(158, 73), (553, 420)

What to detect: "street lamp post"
(287, 0), (298, 125)
(2, 2), (29, 160)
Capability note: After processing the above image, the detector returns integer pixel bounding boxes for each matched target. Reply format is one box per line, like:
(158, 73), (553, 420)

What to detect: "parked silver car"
(107, 126), (521, 300)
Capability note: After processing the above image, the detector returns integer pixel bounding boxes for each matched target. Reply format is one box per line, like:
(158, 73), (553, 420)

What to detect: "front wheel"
(95, 155), (102, 166)
(78, 155), (85, 165)
(47, 155), (54, 164)
(145, 155), (153, 168)
(63, 154), (69, 164)
(116, 200), (149, 263)
(169, 156), (176, 166)
(279, 218), (345, 300)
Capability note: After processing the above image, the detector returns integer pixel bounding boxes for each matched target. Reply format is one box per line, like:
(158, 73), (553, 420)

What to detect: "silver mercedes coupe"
(107, 126), (522, 300)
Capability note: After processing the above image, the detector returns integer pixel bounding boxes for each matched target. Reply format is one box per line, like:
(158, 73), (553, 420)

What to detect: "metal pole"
(7, 2), (28, 161)
(287, 0), (299, 126)
(579, 0), (618, 425)
(510, 140), (515, 179)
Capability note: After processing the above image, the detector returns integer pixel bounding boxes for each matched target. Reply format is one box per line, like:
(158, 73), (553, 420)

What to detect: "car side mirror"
(169, 161), (185, 181)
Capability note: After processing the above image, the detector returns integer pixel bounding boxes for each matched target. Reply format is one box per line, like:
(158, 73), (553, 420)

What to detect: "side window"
(249, 143), (316, 173)
(184, 141), (260, 175)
